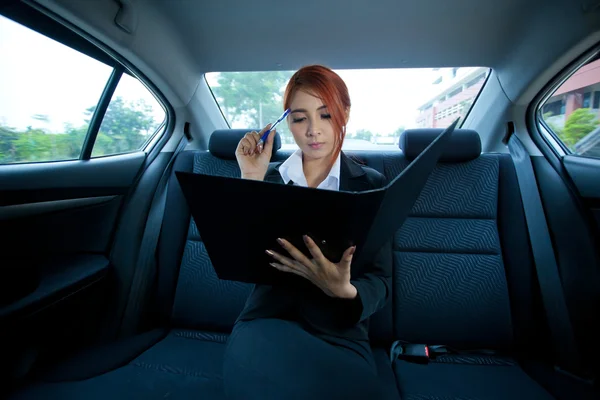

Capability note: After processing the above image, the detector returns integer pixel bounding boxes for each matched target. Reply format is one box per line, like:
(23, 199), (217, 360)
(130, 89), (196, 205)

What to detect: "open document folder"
(176, 119), (458, 285)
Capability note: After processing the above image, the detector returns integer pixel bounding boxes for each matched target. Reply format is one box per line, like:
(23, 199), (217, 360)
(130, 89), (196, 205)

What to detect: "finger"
(340, 245), (356, 270)
(269, 262), (333, 296)
(244, 133), (259, 148)
(262, 129), (276, 155)
(254, 123), (271, 151)
(276, 238), (313, 267)
(266, 249), (316, 278)
(302, 235), (327, 264)
(269, 262), (312, 281)
(259, 124), (272, 135)
(254, 125), (270, 154)
(250, 132), (261, 150)
(238, 131), (257, 150)
(250, 131), (262, 141)
(241, 138), (255, 155)
(256, 134), (264, 154)
(245, 138), (256, 156)
(266, 249), (302, 269)
(249, 132), (265, 155)
(257, 128), (275, 156)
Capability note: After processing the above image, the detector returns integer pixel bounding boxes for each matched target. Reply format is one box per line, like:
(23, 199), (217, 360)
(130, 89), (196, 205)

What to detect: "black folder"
(176, 119), (458, 285)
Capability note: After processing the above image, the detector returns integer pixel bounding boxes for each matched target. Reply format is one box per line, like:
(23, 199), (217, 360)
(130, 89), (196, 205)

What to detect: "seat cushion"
(11, 331), (400, 400)
(9, 330), (229, 400)
(394, 356), (554, 400)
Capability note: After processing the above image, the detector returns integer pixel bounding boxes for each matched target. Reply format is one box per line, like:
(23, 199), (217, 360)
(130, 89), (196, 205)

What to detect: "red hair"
(283, 65), (350, 167)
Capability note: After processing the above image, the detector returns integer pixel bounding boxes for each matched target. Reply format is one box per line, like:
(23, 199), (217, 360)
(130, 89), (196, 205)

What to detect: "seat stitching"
(130, 361), (222, 380)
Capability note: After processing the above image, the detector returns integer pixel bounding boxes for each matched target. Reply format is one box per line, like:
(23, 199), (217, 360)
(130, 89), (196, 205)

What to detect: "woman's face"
(287, 90), (338, 162)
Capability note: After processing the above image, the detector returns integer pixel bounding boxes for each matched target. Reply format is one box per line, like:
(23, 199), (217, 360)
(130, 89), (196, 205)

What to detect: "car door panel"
(562, 155), (600, 231)
(0, 255), (112, 386)
(0, 154), (149, 381)
(1, 254), (110, 321)
(0, 152), (146, 307)
(563, 155), (600, 199)
(2, 196), (123, 255)
(0, 152), (146, 206)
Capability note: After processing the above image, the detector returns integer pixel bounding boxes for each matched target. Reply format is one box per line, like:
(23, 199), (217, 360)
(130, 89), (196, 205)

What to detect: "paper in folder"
(176, 119), (458, 285)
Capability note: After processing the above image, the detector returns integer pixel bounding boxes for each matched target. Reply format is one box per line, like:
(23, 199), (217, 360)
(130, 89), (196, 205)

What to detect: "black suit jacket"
(236, 152), (393, 341)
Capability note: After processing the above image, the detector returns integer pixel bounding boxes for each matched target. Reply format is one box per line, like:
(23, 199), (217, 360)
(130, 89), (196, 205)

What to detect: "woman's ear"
(345, 107), (351, 124)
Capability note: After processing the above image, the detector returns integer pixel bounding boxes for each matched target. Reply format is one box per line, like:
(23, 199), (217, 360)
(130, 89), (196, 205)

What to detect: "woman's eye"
(321, 114), (331, 119)
(292, 117), (306, 123)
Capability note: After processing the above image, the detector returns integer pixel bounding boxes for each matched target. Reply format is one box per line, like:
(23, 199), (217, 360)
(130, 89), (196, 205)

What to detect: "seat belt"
(119, 136), (188, 337)
(507, 133), (581, 375)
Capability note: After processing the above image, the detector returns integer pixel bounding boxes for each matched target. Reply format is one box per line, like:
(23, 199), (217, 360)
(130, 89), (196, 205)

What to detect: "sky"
(1, 13), (481, 139)
(337, 68), (450, 134)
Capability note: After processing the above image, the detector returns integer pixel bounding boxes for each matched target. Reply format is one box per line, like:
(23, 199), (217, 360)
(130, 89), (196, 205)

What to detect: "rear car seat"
(389, 129), (554, 399)
(8, 129), (559, 399)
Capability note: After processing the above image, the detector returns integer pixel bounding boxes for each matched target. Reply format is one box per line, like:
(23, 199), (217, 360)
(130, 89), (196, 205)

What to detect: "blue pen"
(256, 108), (291, 150)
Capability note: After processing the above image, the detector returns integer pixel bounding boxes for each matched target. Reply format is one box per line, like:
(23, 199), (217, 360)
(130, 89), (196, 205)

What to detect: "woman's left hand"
(266, 235), (358, 299)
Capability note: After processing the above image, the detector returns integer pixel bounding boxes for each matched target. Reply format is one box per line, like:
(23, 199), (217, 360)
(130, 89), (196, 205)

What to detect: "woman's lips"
(308, 142), (324, 150)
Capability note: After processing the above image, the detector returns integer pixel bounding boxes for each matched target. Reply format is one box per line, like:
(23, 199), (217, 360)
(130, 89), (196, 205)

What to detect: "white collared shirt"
(278, 149), (341, 191)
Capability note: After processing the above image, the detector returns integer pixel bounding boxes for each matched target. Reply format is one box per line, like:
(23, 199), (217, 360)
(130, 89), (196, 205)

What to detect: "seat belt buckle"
(390, 341), (430, 364)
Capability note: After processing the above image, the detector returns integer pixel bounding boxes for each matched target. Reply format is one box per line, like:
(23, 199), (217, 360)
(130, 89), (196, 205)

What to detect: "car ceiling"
(157, 0), (529, 71)
(27, 0), (600, 110)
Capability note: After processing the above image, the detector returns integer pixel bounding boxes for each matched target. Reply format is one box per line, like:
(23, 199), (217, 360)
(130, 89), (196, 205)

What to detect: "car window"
(92, 73), (166, 157)
(0, 15), (167, 164)
(0, 14), (112, 164)
(539, 55), (600, 158)
(205, 67), (489, 151)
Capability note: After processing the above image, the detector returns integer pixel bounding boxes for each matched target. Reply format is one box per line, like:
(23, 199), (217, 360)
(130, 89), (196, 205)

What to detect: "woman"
(223, 65), (392, 399)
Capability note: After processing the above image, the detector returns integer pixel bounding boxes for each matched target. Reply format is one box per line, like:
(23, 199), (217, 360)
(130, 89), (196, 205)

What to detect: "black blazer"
(236, 152), (393, 341)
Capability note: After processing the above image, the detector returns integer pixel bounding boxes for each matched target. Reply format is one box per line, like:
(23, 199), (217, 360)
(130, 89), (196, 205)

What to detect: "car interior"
(1, 0), (599, 399)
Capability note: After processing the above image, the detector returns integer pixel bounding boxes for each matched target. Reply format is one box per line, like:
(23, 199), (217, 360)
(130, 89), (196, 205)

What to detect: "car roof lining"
(30, 0), (600, 101)
(20, 0), (600, 151)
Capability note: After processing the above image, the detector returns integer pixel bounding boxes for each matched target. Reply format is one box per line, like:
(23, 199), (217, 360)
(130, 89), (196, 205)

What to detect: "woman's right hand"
(235, 125), (276, 181)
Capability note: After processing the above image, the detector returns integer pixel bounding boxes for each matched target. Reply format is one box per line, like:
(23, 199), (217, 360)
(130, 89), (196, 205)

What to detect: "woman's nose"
(307, 120), (321, 136)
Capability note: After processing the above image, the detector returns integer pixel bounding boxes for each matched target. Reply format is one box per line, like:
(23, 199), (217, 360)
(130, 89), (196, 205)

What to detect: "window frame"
(533, 44), (600, 159)
(0, 0), (174, 164)
(204, 74), (231, 129)
(457, 69), (491, 128)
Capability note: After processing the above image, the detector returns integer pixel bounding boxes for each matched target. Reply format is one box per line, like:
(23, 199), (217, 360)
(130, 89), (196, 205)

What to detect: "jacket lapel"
(339, 152), (372, 192)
